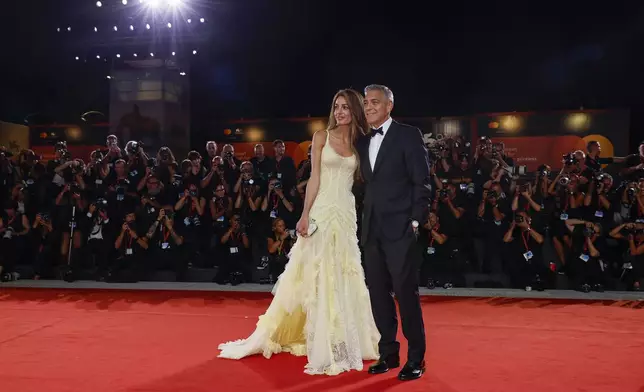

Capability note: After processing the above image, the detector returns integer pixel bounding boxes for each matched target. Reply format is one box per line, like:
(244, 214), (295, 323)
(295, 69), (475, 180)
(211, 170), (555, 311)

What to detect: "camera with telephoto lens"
(537, 164), (550, 178)
(61, 150), (72, 161)
(127, 141), (143, 155)
(627, 187), (637, 199)
(189, 189), (198, 197)
(559, 176), (572, 186)
(38, 212), (50, 222)
(563, 152), (578, 166)
(438, 189), (449, 200)
(583, 225), (595, 238)
(224, 151), (234, 160)
(95, 198), (108, 213)
(93, 150), (104, 165)
(273, 180), (282, 189)
(514, 215), (525, 224)
(69, 182), (81, 195)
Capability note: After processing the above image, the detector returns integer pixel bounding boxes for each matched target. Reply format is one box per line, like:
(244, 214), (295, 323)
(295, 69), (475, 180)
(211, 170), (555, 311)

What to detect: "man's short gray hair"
(364, 84), (394, 104)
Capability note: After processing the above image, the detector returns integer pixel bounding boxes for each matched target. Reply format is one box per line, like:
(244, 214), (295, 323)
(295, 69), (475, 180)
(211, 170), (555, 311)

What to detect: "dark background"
(1, 0), (644, 146)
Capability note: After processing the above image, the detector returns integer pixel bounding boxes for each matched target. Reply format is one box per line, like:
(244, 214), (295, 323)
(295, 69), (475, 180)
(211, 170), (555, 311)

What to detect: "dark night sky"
(1, 0), (644, 126)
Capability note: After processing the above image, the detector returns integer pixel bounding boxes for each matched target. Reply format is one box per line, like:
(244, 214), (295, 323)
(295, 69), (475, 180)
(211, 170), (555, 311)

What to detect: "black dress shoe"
(368, 355), (400, 374)
(398, 360), (426, 381)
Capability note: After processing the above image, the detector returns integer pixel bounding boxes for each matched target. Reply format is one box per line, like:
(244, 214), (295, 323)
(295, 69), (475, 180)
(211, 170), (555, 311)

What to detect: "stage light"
(147, 0), (159, 8)
(133, 53), (138, 57)
(499, 115), (522, 132)
(94, 27), (98, 32)
(122, 0), (127, 4)
(113, 26), (118, 31)
(167, 22), (172, 28)
(75, 56), (79, 60)
(146, 23), (151, 30)
(67, 27), (71, 31)
(565, 113), (591, 131)
(150, 52), (154, 57)
(180, 72), (186, 76)
(96, 55), (101, 59)
(130, 25), (134, 31)
(116, 54), (121, 58)
(187, 18), (192, 23)
(171, 51), (176, 56)
(200, 18), (205, 23)
(192, 49), (197, 55)
(96, 1), (102, 7)
(106, 76), (112, 79)
(169, 0), (182, 7)
(57, 28), (60, 32)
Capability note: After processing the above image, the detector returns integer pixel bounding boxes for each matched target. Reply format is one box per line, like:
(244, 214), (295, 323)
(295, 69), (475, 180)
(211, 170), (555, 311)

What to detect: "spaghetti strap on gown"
(218, 132), (380, 375)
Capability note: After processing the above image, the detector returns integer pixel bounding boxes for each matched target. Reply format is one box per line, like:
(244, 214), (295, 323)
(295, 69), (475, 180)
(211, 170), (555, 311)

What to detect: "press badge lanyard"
(427, 224), (440, 255)
(125, 233), (133, 255)
(522, 230), (533, 261)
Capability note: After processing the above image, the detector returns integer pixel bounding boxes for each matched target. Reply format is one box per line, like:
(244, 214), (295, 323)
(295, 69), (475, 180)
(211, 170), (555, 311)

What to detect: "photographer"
(210, 184), (232, 229)
(447, 153), (475, 196)
(475, 185), (508, 273)
(614, 182), (640, 224)
(137, 176), (165, 226)
(583, 141), (623, 179)
(31, 211), (55, 280)
(548, 168), (584, 271)
(609, 222), (644, 291)
(251, 144), (275, 189)
(264, 218), (295, 283)
(272, 140), (297, 191)
(84, 150), (110, 200)
(201, 156), (228, 193)
(183, 150), (206, 188)
(420, 212), (464, 289)
(203, 141), (218, 171)
(214, 214), (251, 285)
(106, 160), (137, 221)
(0, 147), (17, 198)
(622, 142), (644, 181)
(0, 201), (30, 281)
(261, 176), (295, 227)
(583, 175), (613, 226)
(295, 145), (312, 183)
(111, 211), (148, 282)
(105, 134), (124, 164)
(145, 207), (187, 281)
(221, 144), (242, 186)
(233, 161), (257, 195)
(234, 168), (262, 230)
(432, 183), (466, 238)
(503, 211), (546, 291)
(85, 200), (111, 280)
(564, 218), (606, 292)
(55, 182), (86, 275)
(175, 184), (206, 265)
(124, 140), (149, 183)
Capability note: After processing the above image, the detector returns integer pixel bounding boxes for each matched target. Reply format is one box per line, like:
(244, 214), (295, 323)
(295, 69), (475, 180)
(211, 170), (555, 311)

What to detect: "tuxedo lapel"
(372, 121), (397, 175)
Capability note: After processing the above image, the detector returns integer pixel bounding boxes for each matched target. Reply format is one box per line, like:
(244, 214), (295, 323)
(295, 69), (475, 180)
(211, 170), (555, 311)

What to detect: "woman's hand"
(296, 216), (309, 237)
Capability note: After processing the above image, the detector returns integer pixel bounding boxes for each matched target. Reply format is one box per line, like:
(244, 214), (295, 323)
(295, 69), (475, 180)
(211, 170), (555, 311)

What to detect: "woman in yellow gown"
(218, 89), (380, 375)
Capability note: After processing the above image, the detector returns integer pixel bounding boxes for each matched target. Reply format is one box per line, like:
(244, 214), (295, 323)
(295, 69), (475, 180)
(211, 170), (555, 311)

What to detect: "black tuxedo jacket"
(358, 119), (432, 243)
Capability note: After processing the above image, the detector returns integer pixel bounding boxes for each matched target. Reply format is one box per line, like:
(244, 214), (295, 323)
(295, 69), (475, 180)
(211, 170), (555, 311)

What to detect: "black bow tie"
(371, 127), (383, 137)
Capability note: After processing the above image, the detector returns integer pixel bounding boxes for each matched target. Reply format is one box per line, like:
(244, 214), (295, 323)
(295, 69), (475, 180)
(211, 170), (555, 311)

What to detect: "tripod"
(64, 206), (76, 282)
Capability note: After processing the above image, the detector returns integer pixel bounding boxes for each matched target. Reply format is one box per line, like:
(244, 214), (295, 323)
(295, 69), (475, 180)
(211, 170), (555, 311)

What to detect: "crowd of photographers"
(0, 136), (304, 285)
(1, 134), (644, 292)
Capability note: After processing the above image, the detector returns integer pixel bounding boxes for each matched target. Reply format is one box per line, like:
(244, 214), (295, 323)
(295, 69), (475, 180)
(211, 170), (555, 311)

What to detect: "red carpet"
(1, 289), (643, 392)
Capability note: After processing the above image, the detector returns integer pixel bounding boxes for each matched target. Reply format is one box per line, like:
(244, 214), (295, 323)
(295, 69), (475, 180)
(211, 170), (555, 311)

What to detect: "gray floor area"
(2, 279), (644, 301)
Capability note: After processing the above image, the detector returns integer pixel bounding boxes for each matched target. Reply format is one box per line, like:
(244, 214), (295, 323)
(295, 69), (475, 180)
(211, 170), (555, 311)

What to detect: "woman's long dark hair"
(326, 89), (368, 179)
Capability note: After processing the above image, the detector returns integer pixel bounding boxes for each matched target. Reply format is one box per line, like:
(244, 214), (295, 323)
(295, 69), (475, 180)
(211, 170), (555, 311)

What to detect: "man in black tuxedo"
(358, 84), (432, 381)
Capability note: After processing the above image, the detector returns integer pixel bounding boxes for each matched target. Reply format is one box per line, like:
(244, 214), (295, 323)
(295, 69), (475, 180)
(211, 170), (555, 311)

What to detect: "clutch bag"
(307, 218), (318, 236)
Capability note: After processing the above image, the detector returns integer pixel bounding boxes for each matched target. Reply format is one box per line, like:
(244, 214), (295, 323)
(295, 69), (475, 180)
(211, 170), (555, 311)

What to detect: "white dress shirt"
(369, 117), (393, 170)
